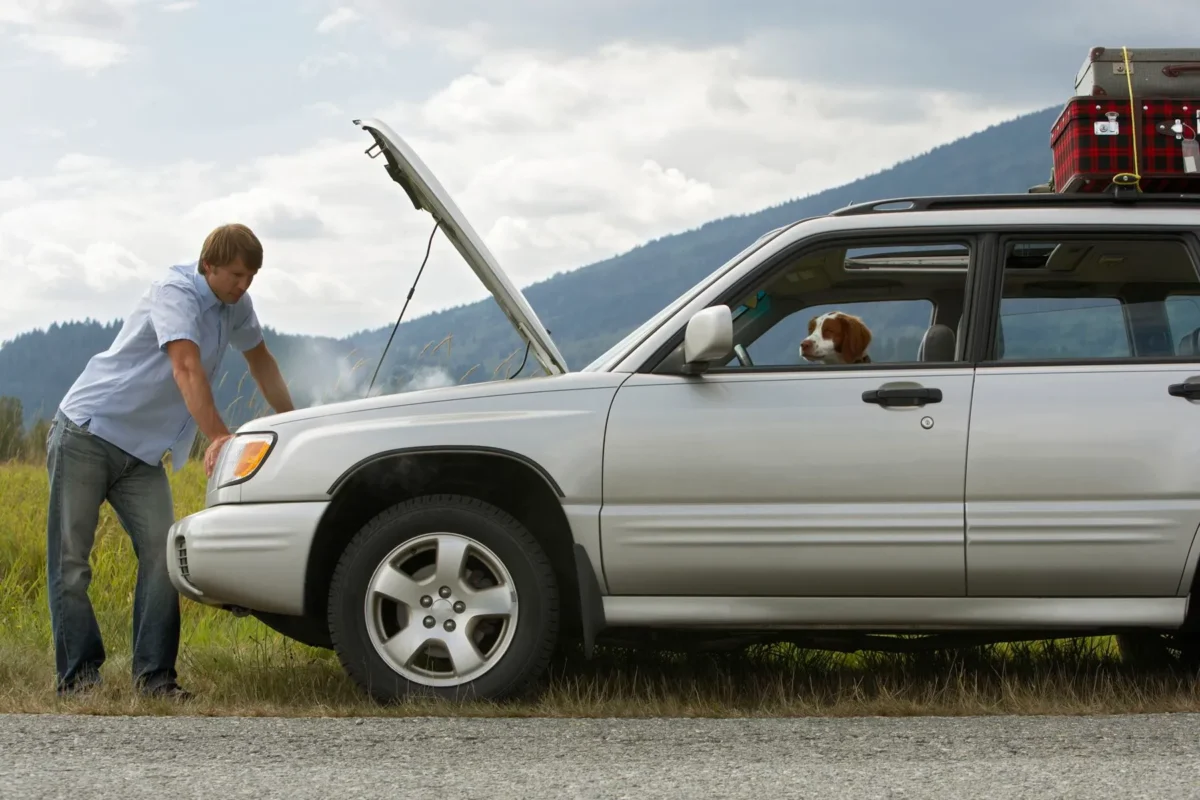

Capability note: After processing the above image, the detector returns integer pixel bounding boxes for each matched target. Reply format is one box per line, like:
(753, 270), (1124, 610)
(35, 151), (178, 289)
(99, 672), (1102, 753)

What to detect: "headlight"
(214, 432), (277, 488)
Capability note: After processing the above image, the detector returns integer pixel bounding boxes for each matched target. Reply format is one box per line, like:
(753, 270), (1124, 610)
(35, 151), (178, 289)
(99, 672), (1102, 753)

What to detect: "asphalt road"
(2, 712), (1199, 799)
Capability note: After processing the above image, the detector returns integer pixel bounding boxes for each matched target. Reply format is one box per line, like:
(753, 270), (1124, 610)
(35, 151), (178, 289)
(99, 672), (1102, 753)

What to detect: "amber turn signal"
(233, 439), (272, 479)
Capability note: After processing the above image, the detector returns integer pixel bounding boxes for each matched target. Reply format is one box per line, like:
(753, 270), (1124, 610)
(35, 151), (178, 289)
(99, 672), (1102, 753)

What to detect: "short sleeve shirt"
(59, 262), (264, 470)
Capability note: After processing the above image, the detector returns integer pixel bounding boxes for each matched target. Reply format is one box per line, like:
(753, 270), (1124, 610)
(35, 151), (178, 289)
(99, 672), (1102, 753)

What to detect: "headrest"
(918, 324), (956, 362)
(1179, 327), (1200, 356)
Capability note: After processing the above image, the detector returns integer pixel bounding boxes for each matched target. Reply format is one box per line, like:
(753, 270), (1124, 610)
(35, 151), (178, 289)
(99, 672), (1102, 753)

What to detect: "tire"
(1117, 631), (1200, 672)
(327, 494), (559, 703)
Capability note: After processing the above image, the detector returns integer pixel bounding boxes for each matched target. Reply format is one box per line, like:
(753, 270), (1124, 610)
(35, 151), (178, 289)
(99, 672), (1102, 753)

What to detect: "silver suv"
(167, 117), (1200, 702)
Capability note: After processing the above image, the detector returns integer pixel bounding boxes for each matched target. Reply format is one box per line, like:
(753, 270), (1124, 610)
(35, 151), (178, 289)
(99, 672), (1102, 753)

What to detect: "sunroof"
(1006, 242), (1059, 269)
(843, 244), (970, 270)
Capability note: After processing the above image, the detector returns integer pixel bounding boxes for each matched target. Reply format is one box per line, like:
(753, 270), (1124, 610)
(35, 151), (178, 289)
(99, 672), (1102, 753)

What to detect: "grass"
(3, 460), (1200, 718)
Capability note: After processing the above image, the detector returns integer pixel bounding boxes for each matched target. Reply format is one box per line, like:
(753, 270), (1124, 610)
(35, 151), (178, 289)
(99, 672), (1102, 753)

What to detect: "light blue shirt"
(59, 262), (263, 471)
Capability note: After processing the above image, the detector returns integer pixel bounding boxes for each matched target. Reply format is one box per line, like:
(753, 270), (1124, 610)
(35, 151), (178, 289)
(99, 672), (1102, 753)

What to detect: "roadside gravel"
(2, 712), (1198, 799)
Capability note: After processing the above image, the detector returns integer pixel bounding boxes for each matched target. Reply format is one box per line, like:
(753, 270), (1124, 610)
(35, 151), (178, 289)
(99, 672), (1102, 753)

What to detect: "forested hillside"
(0, 106), (1058, 430)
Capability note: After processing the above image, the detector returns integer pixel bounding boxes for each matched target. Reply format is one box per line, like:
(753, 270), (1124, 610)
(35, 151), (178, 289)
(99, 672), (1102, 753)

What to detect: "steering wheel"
(733, 344), (754, 367)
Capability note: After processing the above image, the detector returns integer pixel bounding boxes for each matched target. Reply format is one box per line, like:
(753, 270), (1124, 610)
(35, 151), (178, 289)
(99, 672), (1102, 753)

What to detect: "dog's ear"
(839, 314), (871, 363)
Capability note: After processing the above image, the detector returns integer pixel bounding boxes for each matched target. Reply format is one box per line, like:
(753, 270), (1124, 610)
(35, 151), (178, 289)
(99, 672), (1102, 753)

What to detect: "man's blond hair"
(199, 223), (263, 275)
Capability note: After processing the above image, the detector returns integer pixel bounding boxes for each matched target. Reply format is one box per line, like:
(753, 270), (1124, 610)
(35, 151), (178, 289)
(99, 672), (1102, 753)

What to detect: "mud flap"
(573, 543), (607, 659)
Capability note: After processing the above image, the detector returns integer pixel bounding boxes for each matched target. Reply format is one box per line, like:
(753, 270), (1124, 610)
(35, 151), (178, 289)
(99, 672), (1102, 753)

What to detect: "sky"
(0, 0), (1193, 343)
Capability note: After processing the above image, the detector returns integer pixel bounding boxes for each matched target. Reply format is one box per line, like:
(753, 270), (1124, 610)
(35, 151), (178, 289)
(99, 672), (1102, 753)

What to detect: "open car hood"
(353, 117), (569, 377)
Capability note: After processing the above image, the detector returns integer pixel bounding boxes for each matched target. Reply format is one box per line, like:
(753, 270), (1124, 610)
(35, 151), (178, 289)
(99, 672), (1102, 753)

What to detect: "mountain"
(0, 105), (1059, 430)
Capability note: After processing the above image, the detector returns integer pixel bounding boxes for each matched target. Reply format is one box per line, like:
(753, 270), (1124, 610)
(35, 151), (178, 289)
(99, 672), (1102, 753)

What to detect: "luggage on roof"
(1076, 47), (1200, 99)
(1048, 47), (1200, 194)
(1051, 96), (1200, 193)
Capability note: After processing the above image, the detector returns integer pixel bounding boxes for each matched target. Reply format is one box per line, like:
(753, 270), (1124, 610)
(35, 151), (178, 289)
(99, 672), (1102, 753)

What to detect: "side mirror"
(681, 305), (733, 374)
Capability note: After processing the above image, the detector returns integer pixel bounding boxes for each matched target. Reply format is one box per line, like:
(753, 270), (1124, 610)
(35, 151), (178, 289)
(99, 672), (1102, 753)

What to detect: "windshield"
(581, 226), (795, 372)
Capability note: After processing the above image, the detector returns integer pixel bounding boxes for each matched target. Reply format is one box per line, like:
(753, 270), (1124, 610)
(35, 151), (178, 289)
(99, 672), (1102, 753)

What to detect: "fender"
(315, 443), (604, 650)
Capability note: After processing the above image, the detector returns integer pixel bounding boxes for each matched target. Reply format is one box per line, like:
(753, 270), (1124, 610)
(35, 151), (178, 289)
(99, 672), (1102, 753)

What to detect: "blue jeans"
(45, 409), (180, 693)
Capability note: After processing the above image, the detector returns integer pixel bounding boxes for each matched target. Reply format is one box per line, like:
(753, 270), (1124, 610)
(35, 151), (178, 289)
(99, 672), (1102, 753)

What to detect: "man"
(46, 223), (295, 699)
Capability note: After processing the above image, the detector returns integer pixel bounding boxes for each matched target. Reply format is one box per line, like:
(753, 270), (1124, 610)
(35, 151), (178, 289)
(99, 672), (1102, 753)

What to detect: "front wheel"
(327, 494), (559, 703)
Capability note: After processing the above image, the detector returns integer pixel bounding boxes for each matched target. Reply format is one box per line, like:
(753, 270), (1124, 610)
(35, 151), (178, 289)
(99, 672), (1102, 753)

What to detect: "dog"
(799, 311), (872, 364)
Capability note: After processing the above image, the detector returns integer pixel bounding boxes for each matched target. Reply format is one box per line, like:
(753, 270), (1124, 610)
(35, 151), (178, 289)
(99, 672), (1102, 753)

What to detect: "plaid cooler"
(1051, 98), (1200, 192)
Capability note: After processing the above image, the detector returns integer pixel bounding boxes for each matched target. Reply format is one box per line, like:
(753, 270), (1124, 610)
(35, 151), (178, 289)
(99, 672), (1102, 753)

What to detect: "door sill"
(601, 595), (1186, 629)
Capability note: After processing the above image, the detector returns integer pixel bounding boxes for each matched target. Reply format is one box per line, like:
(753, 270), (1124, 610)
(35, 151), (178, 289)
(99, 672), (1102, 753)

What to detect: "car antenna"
(365, 218), (441, 398)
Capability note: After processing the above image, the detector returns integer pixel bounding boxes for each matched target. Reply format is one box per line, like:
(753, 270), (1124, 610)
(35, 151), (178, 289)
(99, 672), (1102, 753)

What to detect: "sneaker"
(140, 681), (194, 701)
(56, 676), (101, 697)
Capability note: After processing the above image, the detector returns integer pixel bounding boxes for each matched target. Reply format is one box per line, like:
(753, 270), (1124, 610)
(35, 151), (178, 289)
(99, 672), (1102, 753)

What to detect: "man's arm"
(228, 293), (294, 415)
(165, 339), (231, 442)
(149, 280), (234, 476)
(242, 340), (295, 414)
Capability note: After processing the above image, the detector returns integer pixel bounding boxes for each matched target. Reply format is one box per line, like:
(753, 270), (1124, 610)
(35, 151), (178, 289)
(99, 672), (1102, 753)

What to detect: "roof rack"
(830, 191), (1200, 217)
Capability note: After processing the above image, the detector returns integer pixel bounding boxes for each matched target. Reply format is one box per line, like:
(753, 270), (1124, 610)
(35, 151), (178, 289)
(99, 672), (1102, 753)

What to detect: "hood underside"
(353, 117), (569, 378)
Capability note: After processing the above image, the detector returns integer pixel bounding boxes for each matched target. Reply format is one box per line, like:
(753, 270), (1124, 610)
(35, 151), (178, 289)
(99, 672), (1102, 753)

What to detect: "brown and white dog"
(800, 311), (872, 364)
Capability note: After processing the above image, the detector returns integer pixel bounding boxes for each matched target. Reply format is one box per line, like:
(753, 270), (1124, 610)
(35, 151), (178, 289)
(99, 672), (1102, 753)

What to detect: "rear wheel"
(1116, 631), (1200, 672)
(327, 494), (559, 702)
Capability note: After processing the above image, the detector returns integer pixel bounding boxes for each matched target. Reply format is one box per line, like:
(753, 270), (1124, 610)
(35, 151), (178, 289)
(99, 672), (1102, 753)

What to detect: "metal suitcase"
(1075, 46), (1200, 98)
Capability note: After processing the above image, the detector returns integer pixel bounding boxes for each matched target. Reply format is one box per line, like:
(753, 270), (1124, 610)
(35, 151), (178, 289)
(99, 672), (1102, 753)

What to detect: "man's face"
(203, 258), (257, 305)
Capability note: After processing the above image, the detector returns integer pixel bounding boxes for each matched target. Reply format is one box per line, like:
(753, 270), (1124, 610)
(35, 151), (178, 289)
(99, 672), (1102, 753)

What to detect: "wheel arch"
(326, 445), (566, 498)
(303, 446), (599, 646)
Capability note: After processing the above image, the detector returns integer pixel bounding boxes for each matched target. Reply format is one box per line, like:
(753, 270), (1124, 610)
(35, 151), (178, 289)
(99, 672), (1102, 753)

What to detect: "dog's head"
(800, 311), (872, 364)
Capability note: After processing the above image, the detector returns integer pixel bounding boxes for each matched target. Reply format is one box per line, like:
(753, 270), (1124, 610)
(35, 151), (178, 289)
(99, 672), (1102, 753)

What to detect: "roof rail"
(830, 191), (1200, 217)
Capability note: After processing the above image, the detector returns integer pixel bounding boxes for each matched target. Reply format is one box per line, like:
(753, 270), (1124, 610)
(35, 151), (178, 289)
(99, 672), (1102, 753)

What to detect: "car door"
(599, 236), (979, 598)
(964, 230), (1200, 598)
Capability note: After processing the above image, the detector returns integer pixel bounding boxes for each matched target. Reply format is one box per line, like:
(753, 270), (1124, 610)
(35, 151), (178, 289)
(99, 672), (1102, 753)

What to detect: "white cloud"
(316, 6), (359, 34)
(298, 50), (357, 77)
(306, 101), (344, 118)
(0, 41), (1033, 344)
(0, 0), (131, 29)
(388, 42), (1032, 271)
(18, 32), (129, 70)
(187, 185), (329, 240)
(0, 0), (155, 71)
(339, 0), (1197, 104)
(161, 1), (196, 11)
(55, 153), (114, 172)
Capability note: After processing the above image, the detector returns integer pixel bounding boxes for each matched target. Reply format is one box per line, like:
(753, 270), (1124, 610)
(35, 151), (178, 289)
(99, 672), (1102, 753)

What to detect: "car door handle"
(862, 386), (942, 407)
(1168, 381), (1200, 399)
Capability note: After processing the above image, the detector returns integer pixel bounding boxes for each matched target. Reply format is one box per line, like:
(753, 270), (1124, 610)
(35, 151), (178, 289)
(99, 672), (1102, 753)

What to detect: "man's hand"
(204, 433), (233, 478)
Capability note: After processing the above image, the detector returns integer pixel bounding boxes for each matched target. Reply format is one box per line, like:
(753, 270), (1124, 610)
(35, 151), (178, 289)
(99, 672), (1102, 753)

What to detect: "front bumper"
(166, 501), (329, 616)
